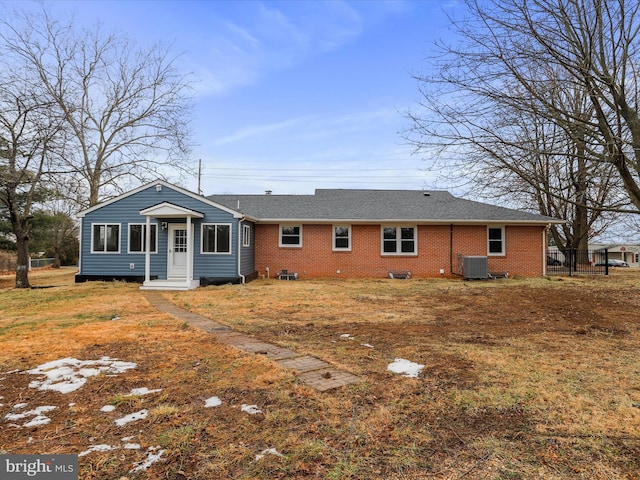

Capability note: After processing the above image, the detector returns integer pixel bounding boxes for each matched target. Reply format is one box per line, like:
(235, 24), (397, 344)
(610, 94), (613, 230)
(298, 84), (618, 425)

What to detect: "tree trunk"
(12, 218), (31, 288)
(53, 246), (61, 269)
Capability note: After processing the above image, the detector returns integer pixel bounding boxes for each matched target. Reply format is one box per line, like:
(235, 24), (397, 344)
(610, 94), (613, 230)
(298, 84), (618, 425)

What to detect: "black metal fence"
(546, 249), (609, 276)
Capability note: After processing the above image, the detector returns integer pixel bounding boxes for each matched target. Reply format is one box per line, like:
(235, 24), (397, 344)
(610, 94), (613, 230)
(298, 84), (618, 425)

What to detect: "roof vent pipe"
(265, 190), (272, 195)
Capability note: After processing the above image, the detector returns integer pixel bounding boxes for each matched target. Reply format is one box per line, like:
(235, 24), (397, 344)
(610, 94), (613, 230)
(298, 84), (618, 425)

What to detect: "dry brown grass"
(1, 268), (639, 479)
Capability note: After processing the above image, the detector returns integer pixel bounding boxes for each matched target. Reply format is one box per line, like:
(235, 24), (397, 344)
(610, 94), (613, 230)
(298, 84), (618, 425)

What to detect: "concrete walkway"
(145, 292), (361, 392)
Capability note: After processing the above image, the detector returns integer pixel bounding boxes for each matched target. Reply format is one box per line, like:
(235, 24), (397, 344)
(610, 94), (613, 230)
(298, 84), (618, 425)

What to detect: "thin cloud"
(210, 115), (316, 146)
(192, 2), (363, 97)
(210, 107), (399, 147)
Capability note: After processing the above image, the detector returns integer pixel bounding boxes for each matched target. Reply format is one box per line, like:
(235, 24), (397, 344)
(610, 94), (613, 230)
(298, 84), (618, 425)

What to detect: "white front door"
(168, 224), (188, 279)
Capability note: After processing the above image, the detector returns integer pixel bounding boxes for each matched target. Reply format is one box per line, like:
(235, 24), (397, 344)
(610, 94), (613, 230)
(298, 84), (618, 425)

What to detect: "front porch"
(139, 202), (204, 291)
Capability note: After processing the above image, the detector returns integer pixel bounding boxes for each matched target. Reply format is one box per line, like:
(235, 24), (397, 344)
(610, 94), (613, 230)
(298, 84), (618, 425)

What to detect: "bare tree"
(0, 68), (64, 287)
(407, 0), (640, 248)
(1, 8), (194, 207)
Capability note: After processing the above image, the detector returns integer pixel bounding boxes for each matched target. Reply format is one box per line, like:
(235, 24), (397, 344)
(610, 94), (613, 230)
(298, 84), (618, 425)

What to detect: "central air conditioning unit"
(463, 256), (488, 280)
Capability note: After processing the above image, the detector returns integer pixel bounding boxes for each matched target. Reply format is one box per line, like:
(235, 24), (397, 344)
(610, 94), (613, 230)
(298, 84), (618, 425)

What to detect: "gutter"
(253, 218), (563, 225)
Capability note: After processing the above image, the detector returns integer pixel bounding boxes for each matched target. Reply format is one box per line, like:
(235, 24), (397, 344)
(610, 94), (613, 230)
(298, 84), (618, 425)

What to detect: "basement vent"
(463, 256), (488, 280)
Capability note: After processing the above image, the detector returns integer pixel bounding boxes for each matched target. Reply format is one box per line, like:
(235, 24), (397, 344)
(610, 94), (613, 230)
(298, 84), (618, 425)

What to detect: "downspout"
(449, 224), (454, 275)
(543, 225), (548, 276)
(237, 217), (246, 284)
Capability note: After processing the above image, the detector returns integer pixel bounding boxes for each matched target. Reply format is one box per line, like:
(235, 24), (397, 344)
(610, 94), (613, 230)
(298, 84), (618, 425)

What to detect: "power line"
(204, 175), (423, 184)
(205, 166), (419, 172)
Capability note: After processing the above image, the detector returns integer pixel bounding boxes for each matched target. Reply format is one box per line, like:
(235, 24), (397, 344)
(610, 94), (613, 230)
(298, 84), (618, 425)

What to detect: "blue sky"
(16, 1), (463, 195)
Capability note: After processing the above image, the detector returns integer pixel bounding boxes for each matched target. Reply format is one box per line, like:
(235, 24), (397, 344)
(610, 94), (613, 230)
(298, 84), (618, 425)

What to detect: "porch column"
(144, 215), (151, 283)
(186, 215), (193, 286)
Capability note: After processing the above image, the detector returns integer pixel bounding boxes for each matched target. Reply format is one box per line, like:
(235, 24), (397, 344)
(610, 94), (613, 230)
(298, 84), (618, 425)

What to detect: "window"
(128, 224), (157, 253)
(243, 224), (251, 247)
(333, 225), (351, 251)
(202, 224), (231, 254)
(488, 226), (505, 255)
(92, 224), (120, 253)
(381, 226), (417, 255)
(280, 225), (302, 247)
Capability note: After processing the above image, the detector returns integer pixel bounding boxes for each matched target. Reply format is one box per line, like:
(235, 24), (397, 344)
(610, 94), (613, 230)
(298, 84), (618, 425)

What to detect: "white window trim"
(332, 225), (352, 251)
(380, 225), (418, 256)
(279, 224), (303, 248)
(90, 223), (121, 254)
(243, 224), (251, 247)
(201, 223), (233, 255)
(487, 226), (506, 256)
(127, 223), (158, 254)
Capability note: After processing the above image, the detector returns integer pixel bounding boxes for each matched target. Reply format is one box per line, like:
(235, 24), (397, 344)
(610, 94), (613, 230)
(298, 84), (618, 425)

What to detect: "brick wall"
(255, 223), (546, 279)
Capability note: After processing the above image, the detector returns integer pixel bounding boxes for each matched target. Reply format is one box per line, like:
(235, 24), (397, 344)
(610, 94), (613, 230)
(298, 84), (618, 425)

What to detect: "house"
(75, 180), (562, 290)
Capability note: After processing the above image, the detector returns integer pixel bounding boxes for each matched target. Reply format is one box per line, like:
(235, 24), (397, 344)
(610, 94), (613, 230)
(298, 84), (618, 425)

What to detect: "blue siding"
(239, 221), (256, 276)
(79, 184), (254, 281)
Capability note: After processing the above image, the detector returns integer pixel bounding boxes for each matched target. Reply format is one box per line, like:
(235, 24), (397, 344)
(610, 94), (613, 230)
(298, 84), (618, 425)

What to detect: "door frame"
(167, 223), (189, 279)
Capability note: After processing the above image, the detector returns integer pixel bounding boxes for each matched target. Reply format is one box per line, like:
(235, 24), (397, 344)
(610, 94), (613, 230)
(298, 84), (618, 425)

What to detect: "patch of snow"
(4, 405), (56, 427)
(130, 447), (166, 472)
(27, 357), (137, 394)
(114, 409), (148, 426)
(204, 396), (222, 408)
(13, 403), (28, 410)
(79, 444), (115, 457)
(387, 358), (425, 378)
(361, 343), (375, 348)
(100, 405), (116, 413)
(241, 404), (262, 415)
(121, 436), (135, 441)
(340, 334), (354, 339)
(255, 448), (285, 461)
(78, 368), (102, 377)
(78, 438), (142, 457)
(23, 415), (52, 427)
(126, 387), (162, 396)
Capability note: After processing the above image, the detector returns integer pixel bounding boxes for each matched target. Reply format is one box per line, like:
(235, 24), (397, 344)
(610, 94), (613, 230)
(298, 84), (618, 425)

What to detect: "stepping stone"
(277, 356), (330, 373)
(297, 368), (362, 392)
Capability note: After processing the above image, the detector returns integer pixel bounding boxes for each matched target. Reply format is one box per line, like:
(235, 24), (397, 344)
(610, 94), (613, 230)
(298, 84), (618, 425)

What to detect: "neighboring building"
(76, 180), (562, 290)
(593, 244), (640, 267)
(548, 244), (640, 267)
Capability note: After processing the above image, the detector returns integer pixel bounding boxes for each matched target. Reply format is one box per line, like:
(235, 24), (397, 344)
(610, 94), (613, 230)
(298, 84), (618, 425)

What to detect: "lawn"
(1, 268), (639, 479)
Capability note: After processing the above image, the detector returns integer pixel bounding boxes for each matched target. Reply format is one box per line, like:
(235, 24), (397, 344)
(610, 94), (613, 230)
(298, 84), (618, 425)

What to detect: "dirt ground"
(1, 268), (639, 479)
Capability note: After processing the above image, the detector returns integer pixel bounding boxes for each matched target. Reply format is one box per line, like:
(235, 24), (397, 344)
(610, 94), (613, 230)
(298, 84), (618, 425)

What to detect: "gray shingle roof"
(208, 189), (561, 224)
